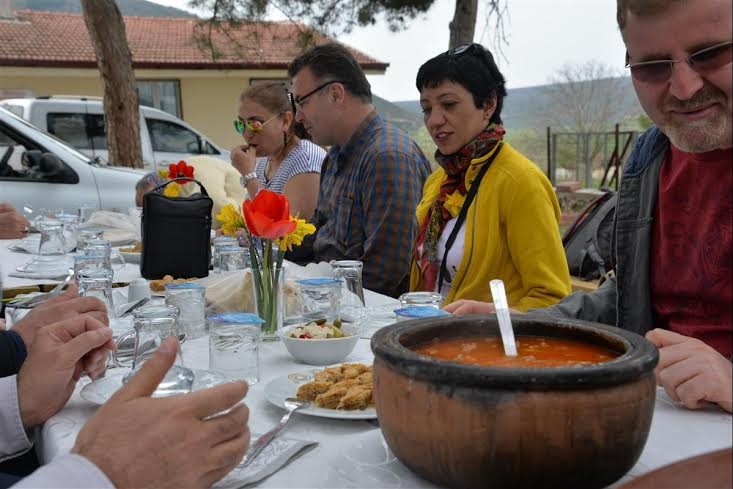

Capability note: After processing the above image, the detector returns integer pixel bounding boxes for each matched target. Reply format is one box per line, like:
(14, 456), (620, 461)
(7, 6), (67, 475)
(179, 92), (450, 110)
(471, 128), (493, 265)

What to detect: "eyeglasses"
(626, 41), (733, 83)
(233, 112), (281, 135)
(292, 80), (343, 111)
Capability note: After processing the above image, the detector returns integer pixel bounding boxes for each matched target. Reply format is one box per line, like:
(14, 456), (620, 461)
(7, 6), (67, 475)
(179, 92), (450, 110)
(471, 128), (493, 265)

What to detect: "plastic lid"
(295, 277), (343, 286)
(165, 282), (204, 290)
(393, 306), (450, 318)
(208, 312), (264, 324)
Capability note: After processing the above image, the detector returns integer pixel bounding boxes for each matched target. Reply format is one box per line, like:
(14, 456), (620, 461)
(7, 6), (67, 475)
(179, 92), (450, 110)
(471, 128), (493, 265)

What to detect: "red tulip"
(169, 160), (195, 183)
(243, 189), (296, 240)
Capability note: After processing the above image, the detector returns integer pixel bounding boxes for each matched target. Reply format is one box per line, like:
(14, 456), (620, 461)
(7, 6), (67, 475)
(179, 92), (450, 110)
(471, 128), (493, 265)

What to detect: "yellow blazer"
(410, 142), (571, 311)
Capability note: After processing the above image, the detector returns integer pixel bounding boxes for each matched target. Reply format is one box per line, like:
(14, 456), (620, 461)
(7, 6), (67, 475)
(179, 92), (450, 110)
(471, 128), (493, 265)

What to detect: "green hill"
(13, 0), (194, 17)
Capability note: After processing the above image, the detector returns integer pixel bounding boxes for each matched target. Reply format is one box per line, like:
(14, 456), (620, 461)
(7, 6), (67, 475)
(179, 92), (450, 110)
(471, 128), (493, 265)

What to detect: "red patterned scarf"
(414, 124), (505, 292)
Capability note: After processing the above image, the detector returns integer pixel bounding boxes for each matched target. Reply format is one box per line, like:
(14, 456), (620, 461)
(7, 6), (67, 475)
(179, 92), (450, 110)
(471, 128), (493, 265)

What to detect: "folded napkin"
(83, 209), (140, 246)
(215, 434), (317, 488)
(9, 268), (71, 280)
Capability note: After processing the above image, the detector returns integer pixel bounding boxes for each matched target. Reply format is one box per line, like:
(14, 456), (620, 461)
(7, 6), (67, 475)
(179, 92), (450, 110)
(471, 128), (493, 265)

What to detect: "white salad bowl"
(279, 323), (360, 365)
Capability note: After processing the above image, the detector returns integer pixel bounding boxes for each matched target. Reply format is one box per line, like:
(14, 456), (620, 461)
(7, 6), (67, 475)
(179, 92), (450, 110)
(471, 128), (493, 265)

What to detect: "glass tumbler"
(296, 278), (343, 323)
(38, 220), (67, 256)
(78, 203), (97, 223)
(212, 236), (238, 273)
(77, 268), (115, 319)
(79, 238), (126, 271)
(165, 283), (207, 339)
(208, 312), (264, 386)
(399, 291), (444, 309)
(73, 252), (109, 281)
(219, 245), (248, 272)
(77, 227), (105, 249)
(57, 213), (79, 251)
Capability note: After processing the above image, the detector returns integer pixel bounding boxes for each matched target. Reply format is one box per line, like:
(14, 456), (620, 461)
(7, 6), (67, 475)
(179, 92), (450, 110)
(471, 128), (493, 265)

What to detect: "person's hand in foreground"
(73, 337), (250, 488)
(444, 300), (521, 315)
(0, 202), (30, 239)
(16, 315), (115, 428)
(13, 284), (109, 349)
(646, 328), (732, 413)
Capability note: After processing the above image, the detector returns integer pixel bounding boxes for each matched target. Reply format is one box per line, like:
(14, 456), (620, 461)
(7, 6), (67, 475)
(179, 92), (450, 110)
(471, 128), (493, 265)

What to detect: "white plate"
(80, 368), (228, 405)
(119, 251), (141, 264)
(263, 367), (377, 420)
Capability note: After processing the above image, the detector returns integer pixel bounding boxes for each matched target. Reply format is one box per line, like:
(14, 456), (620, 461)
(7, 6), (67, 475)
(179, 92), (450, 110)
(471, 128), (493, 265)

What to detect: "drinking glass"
(38, 220), (67, 256)
(296, 278), (342, 323)
(330, 260), (365, 305)
(77, 227), (104, 249)
(73, 252), (109, 281)
(40, 208), (64, 220)
(165, 283), (207, 339)
(79, 238), (126, 271)
(77, 268), (115, 319)
(219, 245), (248, 272)
(399, 291), (443, 309)
(208, 312), (263, 386)
(78, 203), (97, 223)
(57, 213), (79, 251)
(212, 236), (238, 273)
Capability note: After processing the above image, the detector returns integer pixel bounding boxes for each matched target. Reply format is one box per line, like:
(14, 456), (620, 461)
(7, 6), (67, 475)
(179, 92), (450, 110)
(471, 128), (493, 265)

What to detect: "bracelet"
(240, 172), (258, 188)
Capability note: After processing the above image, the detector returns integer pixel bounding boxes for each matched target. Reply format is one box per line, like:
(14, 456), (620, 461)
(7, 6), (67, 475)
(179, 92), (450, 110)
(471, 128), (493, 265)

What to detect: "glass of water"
(399, 291), (443, 309)
(208, 312), (264, 386)
(38, 220), (67, 256)
(219, 245), (248, 272)
(165, 283), (207, 339)
(77, 227), (105, 249)
(212, 236), (238, 273)
(79, 238), (126, 271)
(77, 268), (115, 319)
(296, 278), (343, 323)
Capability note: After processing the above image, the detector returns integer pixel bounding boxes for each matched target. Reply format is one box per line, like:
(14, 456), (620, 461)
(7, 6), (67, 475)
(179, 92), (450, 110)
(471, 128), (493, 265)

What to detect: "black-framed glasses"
(626, 41), (733, 83)
(293, 80), (343, 110)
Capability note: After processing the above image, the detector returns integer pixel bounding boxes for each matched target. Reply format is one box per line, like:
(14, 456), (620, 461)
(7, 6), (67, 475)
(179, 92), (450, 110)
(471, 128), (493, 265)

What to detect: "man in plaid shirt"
(288, 43), (431, 298)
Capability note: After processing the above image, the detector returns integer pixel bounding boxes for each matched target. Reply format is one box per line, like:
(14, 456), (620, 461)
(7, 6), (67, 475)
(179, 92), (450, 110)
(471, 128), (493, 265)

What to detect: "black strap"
(152, 177), (209, 197)
(437, 143), (503, 293)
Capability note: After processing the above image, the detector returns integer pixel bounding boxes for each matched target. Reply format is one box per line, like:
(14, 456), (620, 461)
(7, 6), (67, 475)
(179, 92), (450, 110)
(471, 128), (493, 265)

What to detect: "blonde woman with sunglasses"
(231, 82), (326, 219)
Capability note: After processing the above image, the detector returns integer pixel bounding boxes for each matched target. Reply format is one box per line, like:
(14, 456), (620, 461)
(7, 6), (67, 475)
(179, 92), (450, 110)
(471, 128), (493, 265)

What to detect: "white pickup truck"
(0, 106), (143, 213)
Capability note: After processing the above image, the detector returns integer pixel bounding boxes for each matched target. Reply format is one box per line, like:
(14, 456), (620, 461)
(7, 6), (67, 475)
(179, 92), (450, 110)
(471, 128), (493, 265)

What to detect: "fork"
(238, 397), (307, 468)
(8, 269), (74, 308)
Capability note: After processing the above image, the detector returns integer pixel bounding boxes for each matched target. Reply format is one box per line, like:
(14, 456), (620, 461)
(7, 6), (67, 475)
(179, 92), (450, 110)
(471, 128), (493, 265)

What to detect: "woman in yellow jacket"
(410, 43), (570, 311)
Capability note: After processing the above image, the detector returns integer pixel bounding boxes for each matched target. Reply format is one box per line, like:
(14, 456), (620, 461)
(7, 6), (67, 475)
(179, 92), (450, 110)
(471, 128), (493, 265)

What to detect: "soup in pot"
(413, 336), (618, 367)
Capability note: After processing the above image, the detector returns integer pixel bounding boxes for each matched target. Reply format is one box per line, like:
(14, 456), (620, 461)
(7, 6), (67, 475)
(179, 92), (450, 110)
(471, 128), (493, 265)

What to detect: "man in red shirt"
(447, 0), (732, 413)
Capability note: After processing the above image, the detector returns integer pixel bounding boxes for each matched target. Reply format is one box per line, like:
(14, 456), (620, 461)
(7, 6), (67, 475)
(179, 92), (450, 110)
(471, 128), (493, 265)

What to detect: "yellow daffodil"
(443, 191), (466, 218)
(216, 203), (245, 236)
(157, 169), (169, 179)
(163, 184), (180, 198)
(276, 217), (316, 251)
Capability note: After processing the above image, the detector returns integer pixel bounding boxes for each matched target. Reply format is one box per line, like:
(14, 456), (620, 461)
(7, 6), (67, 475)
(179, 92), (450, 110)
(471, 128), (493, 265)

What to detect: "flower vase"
(252, 265), (284, 341)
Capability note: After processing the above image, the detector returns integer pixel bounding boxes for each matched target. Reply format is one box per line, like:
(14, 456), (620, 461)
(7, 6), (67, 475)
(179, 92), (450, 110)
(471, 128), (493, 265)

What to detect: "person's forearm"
(0, 376), (32, 461)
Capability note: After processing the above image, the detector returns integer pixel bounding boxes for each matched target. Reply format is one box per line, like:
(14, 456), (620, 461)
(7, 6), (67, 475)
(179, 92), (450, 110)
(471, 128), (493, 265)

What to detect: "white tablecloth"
(2, 238), (731, 488)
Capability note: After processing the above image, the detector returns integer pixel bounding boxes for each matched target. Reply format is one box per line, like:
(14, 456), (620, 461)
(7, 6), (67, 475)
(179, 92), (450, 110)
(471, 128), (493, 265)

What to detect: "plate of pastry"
(263, 363), (376, 420)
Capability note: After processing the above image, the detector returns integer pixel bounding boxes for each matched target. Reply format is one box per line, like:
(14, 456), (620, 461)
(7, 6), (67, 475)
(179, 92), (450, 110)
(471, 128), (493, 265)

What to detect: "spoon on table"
(489, 279), (518, 356)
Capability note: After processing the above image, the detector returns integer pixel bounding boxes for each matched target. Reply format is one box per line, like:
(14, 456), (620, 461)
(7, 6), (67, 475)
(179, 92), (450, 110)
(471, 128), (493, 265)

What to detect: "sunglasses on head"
(446, 43), (485, 57)
(626, 41), (733, 83)
(233, 112), (282, 135)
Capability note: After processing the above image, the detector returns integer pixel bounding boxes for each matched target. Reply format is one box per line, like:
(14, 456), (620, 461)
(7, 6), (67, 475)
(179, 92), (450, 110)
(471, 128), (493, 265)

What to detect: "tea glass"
(77, 268), (115, 319)
(165, 283), (207, 339)
(73, 253), (109, 281)
(399, 291), (444, 309)
(219, 245), (248, 272)
(296, 278), (343, 323)
(77, 227), (105, 249)
(38, 220), (66, 256)
(208, 312), (263, 386)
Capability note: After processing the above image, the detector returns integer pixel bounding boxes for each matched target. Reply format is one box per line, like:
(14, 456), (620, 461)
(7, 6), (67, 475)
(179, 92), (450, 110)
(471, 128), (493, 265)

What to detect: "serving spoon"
(489, 279), (518, 356)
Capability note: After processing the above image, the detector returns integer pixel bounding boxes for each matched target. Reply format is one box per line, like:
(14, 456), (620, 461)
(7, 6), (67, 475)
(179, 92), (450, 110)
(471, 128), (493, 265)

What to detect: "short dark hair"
(415, 44), (507, 125)
(288, 43), (372, 103)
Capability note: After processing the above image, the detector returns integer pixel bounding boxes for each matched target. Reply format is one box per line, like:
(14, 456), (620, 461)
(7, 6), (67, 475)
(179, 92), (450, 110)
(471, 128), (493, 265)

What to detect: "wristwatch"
(240, 172), (258, 187)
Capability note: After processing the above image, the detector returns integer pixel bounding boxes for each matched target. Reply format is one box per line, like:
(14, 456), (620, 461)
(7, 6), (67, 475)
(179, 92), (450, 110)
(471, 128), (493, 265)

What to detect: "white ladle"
(489, 279), (518, 356)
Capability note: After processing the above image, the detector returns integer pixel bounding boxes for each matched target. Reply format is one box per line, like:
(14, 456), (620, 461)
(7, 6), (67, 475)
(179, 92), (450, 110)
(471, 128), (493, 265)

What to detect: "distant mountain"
(373, 94), (424, 133)
(12, 0), (194, 17)
(393, 77), (643, 130)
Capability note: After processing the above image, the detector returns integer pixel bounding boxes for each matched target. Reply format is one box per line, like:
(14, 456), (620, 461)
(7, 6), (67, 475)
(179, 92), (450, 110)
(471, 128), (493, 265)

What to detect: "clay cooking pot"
(370, 314), (658, 489)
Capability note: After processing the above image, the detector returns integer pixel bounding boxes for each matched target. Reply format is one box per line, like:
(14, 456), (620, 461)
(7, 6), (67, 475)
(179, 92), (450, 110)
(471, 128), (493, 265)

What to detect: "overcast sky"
(149, 0), (627, 102)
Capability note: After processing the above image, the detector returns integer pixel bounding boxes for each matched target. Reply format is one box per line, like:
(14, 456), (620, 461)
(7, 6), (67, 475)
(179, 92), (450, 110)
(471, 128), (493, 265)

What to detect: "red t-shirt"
(650, 145), (733, 358)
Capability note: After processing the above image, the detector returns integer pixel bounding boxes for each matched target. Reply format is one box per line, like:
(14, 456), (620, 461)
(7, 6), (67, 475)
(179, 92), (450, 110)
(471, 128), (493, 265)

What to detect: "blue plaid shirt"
(309, 111), (431, 298)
